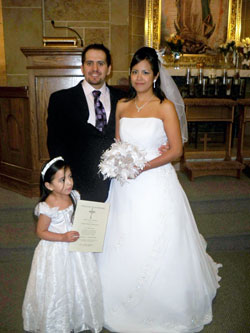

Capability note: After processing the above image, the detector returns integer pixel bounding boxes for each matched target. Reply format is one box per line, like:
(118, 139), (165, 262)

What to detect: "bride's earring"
(153, 79), (156, 89)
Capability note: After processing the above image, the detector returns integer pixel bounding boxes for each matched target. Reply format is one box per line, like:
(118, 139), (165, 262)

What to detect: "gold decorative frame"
(145, 0), (242, 66)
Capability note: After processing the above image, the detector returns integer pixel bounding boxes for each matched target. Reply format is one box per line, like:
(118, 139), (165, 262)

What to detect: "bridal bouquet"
(99, 140), (147, 184)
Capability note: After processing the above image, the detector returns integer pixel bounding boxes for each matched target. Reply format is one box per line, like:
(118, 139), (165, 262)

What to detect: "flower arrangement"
(241, 37), (250, 68)
(218, 38), (250, 68)
(98, 140), (147, 185)
(218, 40), (235, 56)
(235, 40), (244, 52)
(165, 33), (184, 54)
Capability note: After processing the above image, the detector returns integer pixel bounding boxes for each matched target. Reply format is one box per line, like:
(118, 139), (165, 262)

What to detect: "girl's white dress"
(96, 118), (222, 333)
(22, 190), (103, 333)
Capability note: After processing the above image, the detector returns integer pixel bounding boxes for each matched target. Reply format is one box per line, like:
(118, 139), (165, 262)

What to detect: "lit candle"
(186, 68), (191, 85)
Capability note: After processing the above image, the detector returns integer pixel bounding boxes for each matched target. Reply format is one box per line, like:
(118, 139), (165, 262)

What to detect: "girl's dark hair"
(39, 158), (76, 217)
(126, 46), (166, 102)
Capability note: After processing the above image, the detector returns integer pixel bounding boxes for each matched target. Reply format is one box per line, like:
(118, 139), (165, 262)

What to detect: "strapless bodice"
(119, 117), (167, 160)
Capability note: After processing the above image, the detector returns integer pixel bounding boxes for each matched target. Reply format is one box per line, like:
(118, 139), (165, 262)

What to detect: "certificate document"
(69, 200), (110, 253)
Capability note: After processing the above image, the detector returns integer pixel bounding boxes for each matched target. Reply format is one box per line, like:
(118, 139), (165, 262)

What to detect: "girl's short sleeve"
(71, 190), (80, 202)
(34, 202), (59, 218)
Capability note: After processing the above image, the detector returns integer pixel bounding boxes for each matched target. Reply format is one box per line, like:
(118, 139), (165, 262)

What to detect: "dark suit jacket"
(47, 80), (126, 202)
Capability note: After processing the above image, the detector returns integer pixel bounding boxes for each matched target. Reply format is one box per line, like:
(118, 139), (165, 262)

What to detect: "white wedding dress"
(96, 118), (221, 333)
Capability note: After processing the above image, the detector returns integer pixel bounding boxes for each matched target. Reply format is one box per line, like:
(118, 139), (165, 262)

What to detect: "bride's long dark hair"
(125, 46), (166, 103)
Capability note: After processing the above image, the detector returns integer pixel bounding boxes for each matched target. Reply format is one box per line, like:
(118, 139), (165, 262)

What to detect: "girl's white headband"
(41, 156), (64, 179)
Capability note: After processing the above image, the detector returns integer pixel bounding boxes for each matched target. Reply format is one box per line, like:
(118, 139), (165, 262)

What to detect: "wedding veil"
(157, 51), (188, 144)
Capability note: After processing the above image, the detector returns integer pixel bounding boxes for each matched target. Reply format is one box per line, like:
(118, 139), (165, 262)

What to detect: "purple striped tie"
(92, 90), (107, 132)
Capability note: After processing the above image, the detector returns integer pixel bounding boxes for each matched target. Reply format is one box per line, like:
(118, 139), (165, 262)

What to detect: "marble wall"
(1, 0), (145, 86)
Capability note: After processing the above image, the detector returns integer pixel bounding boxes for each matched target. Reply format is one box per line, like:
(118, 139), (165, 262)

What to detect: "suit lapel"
(107, 86), (117, 128)
(72, 81), (90, 122)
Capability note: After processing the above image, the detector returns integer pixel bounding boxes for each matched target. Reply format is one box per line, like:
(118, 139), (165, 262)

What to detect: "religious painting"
(145, 0), (242, 54)
(160, 0), (229, 53)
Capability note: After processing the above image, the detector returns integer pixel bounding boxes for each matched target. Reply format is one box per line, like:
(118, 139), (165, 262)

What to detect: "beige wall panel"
(131, 15), (144, 35)
(3, 8), (42, 76)
(67, 21), (109, 28)
(131, 35), (145, 54)
(129, 14), (133, 35)
(84, 28), (109, 46)
(131, 0), (145, 17)
(129, 0), (133, 13)
(44, 21), (69, 37)
(111, 0), (129, 25)
(44, 20), (109, 35)
(2, 0), (41, 6)
(129, 0), (145, 58)
(111, 26), (129, 70)
(44, 0), (109, 21)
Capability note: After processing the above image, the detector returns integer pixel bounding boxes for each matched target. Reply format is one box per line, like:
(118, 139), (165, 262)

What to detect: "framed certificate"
(69, 200), (110, 252)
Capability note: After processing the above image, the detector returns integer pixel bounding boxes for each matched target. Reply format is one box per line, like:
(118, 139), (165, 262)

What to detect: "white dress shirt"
(82, 80), (111, 126)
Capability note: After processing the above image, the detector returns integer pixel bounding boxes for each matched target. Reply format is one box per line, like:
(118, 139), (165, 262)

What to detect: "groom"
(47, 44), (126, 202)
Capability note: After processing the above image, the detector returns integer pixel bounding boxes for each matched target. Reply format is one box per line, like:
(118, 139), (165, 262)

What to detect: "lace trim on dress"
(34, 203), (59, 218)
(34, 190), (80, 218)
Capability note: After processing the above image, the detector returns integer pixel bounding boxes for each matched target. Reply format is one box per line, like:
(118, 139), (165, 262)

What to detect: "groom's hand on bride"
(130, 166), (144, 179)
(158, 142), (170, 154)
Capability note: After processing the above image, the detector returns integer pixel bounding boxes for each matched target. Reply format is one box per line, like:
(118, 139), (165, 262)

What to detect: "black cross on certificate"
(89, 207), (96, 219)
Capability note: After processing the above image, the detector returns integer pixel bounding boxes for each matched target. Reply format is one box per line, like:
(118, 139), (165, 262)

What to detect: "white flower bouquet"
(99, 140), (147, 184)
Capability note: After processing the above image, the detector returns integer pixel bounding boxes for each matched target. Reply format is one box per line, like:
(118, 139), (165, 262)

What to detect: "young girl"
(22, 156), (103, 333)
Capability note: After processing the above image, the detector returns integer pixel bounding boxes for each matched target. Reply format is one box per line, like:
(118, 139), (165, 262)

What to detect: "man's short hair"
(81, 44), (111, 66)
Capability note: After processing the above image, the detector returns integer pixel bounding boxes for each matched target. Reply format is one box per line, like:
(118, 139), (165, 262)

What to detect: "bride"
(96, 46), (221, 333)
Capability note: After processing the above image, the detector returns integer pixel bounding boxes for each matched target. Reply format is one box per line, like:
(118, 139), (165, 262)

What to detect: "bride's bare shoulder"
(158, 99), (178, 121)
(117, 98), (133, 109)
(118, 97), (130, 104)
(160, 98), (175, 109)
(116, 98), (132, 119)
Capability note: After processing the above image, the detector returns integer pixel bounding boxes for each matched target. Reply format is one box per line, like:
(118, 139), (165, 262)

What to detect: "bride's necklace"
(134, 95), (154, 112)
